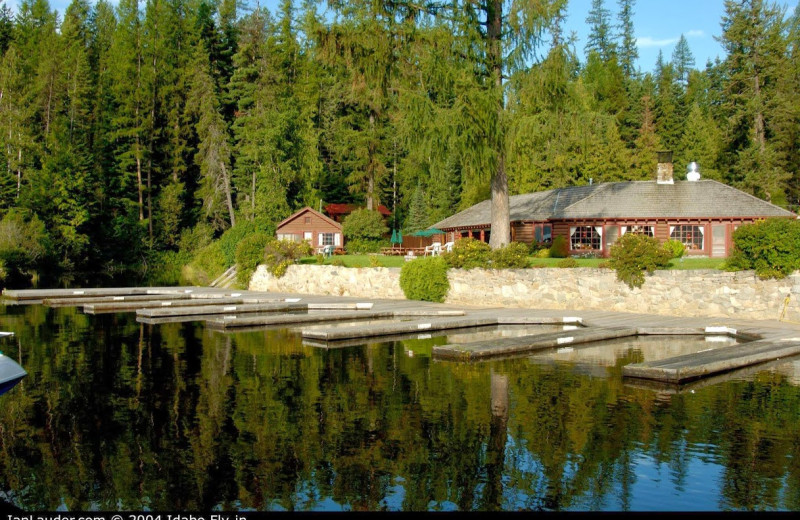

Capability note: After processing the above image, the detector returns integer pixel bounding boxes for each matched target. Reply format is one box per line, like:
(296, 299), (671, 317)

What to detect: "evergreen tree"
(404, 183), (428, 234)
(616, 0), (638, 78)
(672, 34), (695, 85)
(187, 46), (235, 230)
(680, 103), (722, 181)
(718, 0), (790, 202)
(585, 0), (616, 62)
(632, 94), (662, 179)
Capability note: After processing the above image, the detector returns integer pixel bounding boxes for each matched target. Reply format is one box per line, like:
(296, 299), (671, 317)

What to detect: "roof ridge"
(701, 179), (796, 216)
(558, 182), (614, 212)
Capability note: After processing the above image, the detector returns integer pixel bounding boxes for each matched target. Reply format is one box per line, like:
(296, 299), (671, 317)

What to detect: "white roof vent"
(686, 162), (701, 181)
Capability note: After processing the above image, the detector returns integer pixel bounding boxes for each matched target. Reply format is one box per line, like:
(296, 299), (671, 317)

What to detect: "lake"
(1, 304), (799, 511)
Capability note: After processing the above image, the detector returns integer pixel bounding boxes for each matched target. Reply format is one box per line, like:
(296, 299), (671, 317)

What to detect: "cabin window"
(570, 226), (602, 251)
(669, 225), (704, 251)
(277, 233), (300, 242)
(304, 216), (311, 224)
(321, 233), (335, 246)
(533, 224), (552, 244)
(622, 225), (654, 237)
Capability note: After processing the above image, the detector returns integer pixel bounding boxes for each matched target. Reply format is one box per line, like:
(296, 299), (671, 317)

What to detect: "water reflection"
(1, 306), (799, 511)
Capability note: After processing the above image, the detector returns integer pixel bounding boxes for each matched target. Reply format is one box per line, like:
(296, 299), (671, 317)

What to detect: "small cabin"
(276, 207), (343, 251)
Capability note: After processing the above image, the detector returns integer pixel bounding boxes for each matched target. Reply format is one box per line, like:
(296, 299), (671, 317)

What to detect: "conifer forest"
(0, 0), (798, 282)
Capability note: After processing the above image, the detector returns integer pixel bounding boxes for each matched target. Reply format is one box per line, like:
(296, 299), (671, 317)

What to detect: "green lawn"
(299, 254), (727, 270)
(299, 254), (407, 268)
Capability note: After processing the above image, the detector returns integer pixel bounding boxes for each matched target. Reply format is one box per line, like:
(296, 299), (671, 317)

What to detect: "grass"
(299, 254), (727, 270)
(298, 254), (407, 268)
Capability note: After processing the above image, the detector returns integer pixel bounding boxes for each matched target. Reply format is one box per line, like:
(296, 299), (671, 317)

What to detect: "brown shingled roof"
(431, 180), (795, 229)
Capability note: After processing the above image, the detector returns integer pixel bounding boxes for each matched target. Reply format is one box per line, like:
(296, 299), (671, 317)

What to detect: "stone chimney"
(656, 151), (674, 184)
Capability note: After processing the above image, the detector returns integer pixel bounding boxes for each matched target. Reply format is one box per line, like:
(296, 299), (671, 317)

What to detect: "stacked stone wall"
(249, 264), (800, 321)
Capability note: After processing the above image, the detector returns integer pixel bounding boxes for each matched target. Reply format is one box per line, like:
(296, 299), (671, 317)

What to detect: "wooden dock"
(622, 337), (800, 383)
(6, 285), (800, 386)
(204, 311), (395, 330)
(433, 327), (638, 361)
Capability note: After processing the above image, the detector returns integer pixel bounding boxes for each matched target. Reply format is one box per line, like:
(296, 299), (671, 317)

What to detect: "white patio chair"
(424, 242), (442, 257)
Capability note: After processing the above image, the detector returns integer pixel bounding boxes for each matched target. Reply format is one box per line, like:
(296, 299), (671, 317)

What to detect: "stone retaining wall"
(249, 264), (800, 321)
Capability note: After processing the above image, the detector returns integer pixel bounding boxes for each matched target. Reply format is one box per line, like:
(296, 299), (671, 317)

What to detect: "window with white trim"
(277, 233), (300, 242)
(623, 225), (654, 237)
(669, 225), (704, 251)
(570, 226), (602, 250)
(321, 232), (335, 246)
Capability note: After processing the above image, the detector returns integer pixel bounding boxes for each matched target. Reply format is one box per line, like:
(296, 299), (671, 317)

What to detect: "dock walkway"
(5, 285), (800, 385)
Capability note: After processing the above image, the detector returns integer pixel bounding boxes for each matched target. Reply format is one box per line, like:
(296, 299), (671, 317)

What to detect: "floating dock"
(433, 327), (638, 361)
(135, 302), (307, 318)
(205, 311), (395, 330)
(622, 336), (800, 383)
(82, 297), (277, 314)
(5, 286), (800, 386)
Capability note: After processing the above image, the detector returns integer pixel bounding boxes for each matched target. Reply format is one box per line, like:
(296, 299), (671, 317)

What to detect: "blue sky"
(563, 0), (799, 73)
(3, 0), (799, 72)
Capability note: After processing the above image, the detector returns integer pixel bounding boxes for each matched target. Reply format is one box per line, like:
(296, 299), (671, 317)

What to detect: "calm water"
(2, 305), (800, 512)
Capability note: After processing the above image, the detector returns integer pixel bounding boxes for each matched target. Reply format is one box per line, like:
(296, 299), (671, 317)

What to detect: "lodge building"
(431, 157), (796, 258)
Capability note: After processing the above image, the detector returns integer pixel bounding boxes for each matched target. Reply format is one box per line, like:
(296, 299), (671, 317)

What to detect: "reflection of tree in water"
(2, 307), (800, 510)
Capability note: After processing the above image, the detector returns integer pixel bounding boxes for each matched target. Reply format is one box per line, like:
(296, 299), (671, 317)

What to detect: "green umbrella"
(411, 228), (444, 237)
(391, 229), (398, 244)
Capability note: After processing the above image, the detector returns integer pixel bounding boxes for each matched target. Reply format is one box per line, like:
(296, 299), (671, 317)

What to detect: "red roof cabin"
(276, 207), (343, 253)
(324, 203), (392, 223)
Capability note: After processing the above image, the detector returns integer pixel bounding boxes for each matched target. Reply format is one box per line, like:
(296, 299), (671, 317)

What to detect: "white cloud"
(637, 36), (680, 47)
(685, 30), (705, 38)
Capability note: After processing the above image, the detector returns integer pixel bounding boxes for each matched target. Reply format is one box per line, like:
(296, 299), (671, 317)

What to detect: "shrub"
(549, 236), (569, 258)
(184, 241), (227, 285)
(235, 232), (271, 287)
(534, 247), (551, 258)
(399, 256), (450, 302)
(218, 219), (276, 266)
(609, 232), (672, 289)
(315, 254), (325, 265)
(725, 218), (800, 279)
(368, 255), (382, 267)
(442, 238), (491, 269)
(0, 211), (50, 286)
(662, 239), (686, 259)
(178, 223), (214, 253)
(146, 250), (193, 286)
(264, 239), (313, 277)
(342, 209), (388, 241)
(331, 257), (345, 267)
(556, 257), (578, 268)
(490, 242), (530, 268)
(345, 237), (388, 254)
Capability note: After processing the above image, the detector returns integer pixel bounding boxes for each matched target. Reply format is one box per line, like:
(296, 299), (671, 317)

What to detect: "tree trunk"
(367, 111), (376, 211)
(136, 147), (144, 220)
(487, 0), (510, 249)
(16, 146), (21, 199)
(221, 161), (236, 228)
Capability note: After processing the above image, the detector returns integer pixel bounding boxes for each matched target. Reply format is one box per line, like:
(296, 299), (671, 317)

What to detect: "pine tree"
(404, 183), (428, 234)
(672, 34), (695, 85)
(632, 94), (662, 179)
(718, 0), (790, 202)
(187, 46), (235, 230)
(109, 0), (147, 222)
(680, 103), (722, 180)
(617, 0), (638, 78)
(585, 0), (616, 63)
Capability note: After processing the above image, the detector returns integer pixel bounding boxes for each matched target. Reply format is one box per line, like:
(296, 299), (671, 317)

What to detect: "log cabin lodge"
(431, 155), (797, 258)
